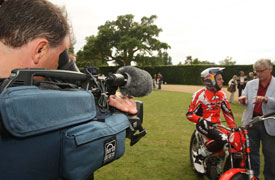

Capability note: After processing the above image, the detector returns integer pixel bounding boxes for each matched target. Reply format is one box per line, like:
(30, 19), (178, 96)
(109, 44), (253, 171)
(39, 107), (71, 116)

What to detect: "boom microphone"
(116, 66), (153, 97)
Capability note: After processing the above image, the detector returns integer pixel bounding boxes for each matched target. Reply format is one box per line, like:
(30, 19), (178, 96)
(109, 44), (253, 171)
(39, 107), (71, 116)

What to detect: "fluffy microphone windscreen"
(116, 66), (153, 97)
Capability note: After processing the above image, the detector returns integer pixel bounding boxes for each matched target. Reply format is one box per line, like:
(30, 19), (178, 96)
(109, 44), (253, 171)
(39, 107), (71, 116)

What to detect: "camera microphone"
(115, 66), (153, 97)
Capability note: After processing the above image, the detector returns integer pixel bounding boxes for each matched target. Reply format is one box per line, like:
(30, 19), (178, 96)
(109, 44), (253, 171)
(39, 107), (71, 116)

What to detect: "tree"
(76, 35), (108, 67)
(184, 56), (215, 65)
(192, 58), (200, 64)
(184, 56), (192, 64)
(154, 51), (172, 65)
(219, 56), (236, 65)
(199, 60), (215, 65)
(135, 51), (172, 67)
(77, 14), (170, 66)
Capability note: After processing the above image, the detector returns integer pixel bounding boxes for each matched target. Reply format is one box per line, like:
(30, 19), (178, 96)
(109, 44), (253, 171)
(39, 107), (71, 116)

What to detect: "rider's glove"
(231, 127), (240, 132)
(198, 118), (214, 130)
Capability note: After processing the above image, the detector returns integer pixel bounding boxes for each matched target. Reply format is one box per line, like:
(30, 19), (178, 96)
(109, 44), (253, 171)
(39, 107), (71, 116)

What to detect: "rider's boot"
(193, 145), (212, 174)
(198, 145), (212, 157)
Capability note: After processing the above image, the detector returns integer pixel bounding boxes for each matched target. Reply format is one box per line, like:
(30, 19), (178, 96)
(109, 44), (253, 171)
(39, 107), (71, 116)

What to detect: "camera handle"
(0, 68), (88, 93)
(127, 115), (147, 146)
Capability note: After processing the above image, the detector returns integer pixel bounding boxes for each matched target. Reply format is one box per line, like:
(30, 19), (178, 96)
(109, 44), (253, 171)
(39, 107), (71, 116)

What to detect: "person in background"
(154, 73), (158, 86)
(238, 59), (275, 180)
(153, 74), (157, 89)
(157, 72), (163, 89)
(237, 71), (248, 97)
(248, 71), (255, 81)
(228, 75), (238, 104)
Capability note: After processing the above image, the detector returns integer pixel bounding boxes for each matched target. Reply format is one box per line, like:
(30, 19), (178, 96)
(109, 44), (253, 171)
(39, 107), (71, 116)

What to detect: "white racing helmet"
(201, 67), (225, 90)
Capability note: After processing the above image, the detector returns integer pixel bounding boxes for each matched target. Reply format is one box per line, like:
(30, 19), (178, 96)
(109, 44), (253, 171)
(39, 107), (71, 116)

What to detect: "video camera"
(0, 49), (147, 146)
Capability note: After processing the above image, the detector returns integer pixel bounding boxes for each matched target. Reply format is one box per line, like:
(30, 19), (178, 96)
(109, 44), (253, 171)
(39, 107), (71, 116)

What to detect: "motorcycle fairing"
(219, 168), (245, 180)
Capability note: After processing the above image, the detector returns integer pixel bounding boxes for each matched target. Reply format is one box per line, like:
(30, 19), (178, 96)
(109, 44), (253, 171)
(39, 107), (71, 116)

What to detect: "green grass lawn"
(94, 90), (263, 180)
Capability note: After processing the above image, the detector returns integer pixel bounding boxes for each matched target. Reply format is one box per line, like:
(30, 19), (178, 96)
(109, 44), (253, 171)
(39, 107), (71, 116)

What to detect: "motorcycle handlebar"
(263, 111), (275, 118)
(246, 112), (275, 128)
(213, 111), (275, 132)
(213, 124), (231, 131)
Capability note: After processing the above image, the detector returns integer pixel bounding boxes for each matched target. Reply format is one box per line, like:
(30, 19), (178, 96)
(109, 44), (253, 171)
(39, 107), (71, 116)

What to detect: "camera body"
(0, 55), (146, 179)
(0, 53), (146, 146)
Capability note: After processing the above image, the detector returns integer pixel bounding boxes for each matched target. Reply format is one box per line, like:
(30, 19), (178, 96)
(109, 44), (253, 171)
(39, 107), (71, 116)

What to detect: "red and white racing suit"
(186, 88), (236, 151)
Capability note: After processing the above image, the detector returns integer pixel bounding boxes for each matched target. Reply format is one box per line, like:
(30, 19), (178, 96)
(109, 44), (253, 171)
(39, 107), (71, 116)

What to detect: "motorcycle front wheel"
(230, 172), (248, 180)
(189, 130), (205, 176)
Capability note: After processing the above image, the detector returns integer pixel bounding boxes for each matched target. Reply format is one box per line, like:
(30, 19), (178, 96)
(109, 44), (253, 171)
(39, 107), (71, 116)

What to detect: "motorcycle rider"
(186, 67), (236, 171)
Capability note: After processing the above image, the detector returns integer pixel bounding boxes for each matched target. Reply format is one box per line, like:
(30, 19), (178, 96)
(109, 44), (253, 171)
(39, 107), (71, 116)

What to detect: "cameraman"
(0, 1), (136, 179)
(0, 0), (72, 179)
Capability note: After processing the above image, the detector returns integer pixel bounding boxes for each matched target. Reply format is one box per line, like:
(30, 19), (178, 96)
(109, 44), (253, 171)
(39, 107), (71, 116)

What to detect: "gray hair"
(253, 59), (273, 71)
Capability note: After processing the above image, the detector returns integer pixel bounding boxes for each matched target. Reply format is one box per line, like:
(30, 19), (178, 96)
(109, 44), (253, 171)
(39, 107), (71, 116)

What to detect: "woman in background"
(228, 75), (238, 103)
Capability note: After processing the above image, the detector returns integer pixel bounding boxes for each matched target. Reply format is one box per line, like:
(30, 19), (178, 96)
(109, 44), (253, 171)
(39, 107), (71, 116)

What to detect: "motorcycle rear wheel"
(189, 130), (205, 176)
(230, 172), (248, 180)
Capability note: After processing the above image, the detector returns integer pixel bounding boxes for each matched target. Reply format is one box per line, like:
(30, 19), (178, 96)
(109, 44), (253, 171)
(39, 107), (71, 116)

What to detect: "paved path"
(160, 84), (239, 101)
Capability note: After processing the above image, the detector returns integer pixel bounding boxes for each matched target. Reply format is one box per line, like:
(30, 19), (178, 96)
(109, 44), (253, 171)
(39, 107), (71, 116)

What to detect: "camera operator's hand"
(108, 92), (137, 114)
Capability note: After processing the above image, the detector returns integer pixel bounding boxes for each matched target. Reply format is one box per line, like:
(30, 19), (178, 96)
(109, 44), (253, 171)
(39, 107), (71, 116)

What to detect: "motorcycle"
(189, 112), (275, 180)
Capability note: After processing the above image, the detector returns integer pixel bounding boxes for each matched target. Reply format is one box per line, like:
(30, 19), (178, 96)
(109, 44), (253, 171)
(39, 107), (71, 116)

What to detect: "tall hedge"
(99, 65), (274, 85)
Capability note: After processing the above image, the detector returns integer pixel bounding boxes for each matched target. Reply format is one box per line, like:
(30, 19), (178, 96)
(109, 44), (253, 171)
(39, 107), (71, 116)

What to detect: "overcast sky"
(49, 0), (275, 65)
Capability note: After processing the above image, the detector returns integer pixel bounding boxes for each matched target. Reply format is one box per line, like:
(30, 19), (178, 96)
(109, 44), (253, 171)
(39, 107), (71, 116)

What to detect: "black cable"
(97, 79), (109, 112)
(84, 69), (109, 112)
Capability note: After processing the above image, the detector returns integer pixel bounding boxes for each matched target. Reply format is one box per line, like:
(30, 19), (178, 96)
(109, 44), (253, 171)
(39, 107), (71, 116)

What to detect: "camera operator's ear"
(32, 39), (49, 64)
